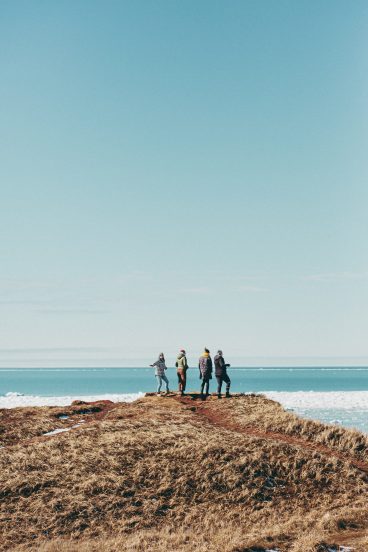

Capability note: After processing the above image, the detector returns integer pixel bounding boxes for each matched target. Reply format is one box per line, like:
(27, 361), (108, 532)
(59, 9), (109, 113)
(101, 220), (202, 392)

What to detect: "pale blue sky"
(1, 1), (368, 367)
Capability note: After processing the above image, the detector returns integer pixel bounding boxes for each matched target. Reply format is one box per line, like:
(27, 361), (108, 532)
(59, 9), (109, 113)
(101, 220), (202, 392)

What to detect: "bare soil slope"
(0, 393), (367, 552)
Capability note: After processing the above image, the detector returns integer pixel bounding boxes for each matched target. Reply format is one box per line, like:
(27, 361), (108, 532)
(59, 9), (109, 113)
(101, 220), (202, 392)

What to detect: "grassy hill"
(0, 394), (367, 551)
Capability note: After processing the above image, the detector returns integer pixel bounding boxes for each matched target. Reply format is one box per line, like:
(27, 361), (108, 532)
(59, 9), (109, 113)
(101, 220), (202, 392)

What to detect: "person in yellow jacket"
(175, 349), (188, 396)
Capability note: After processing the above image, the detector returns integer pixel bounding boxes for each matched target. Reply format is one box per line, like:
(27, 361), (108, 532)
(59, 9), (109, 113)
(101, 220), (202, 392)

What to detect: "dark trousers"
(216, 373), (231, 395)
(200, 377), (210, 395)
(177, 370), (187, 393)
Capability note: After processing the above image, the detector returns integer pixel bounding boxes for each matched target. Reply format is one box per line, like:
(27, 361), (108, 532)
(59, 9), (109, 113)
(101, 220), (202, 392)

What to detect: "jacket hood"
(177, 353), (185, 359)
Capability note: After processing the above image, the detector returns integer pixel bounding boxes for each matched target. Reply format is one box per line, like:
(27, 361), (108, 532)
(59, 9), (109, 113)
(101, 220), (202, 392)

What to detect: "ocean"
(1, 367), (367, 433)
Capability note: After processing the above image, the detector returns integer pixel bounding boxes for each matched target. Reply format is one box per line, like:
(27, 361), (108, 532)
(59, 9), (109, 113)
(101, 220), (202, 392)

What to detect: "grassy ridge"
(0, 394), (367, 551)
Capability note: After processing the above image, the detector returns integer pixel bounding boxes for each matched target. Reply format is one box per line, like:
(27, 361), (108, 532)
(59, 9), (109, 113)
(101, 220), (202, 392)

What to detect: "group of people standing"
(150, 348), (231, 399)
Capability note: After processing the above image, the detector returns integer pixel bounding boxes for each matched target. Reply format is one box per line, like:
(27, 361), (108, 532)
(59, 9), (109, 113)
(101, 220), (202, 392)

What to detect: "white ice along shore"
(0, 391), (145, 409)
(1, 390), (368, 410)
(1, 389), (368, 431)
(264, 390), (368, 410)
(264, 390), (368, 433)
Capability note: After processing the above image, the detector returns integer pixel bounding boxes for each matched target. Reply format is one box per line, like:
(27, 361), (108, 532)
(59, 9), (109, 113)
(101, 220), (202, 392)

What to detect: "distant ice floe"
(264, 390), (368, 410)
(0, 392), (145, 409)
(264, 391), (368, 433)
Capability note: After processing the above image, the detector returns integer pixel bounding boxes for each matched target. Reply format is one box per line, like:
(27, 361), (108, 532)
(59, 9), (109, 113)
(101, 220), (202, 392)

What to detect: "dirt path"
(174, 395), (368, 475)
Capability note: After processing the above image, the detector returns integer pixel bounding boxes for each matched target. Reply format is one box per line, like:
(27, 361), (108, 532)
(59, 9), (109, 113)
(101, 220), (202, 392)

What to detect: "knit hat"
(180, 349), (186, 353)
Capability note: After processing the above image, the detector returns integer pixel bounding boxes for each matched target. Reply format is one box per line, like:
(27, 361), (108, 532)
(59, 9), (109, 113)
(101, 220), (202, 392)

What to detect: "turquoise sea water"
(1, 367), (368, 395)
(1, 367), (367, 433)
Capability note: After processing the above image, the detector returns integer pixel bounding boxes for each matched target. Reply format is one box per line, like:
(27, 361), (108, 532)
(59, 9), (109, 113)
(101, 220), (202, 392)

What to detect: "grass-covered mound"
(0, 394), (367, 551)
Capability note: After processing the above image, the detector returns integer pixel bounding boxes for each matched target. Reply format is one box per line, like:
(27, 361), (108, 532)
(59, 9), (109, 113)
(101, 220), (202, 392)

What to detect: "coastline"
(1, 389), (368, 434)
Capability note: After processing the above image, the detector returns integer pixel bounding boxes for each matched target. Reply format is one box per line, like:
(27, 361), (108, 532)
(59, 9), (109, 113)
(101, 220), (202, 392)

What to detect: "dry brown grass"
(0, 394), (367, 551)
(206, 393), (368, 462)
(0, 400), (116, 446)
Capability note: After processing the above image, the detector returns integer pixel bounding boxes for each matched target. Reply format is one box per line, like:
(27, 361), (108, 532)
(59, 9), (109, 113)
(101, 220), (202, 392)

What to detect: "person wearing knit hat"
(198, 348), (213, 399)
(175, 349), (188, 396)
(214, 349), (231, 398)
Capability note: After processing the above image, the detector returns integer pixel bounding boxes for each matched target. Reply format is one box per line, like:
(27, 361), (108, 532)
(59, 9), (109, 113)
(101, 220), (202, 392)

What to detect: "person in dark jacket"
(214, 350), (231, 398)
(198, 348), (213, 398)
(175, 348), (188, 396)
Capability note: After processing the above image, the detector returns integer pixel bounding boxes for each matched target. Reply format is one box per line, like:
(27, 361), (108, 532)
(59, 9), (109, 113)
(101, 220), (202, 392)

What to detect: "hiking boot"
(217, 394), (222, 399)
(225, 392), (231, 398)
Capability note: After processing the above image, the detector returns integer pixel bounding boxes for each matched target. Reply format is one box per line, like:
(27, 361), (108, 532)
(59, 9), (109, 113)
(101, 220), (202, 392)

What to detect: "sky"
(1, 0), (368, 367)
